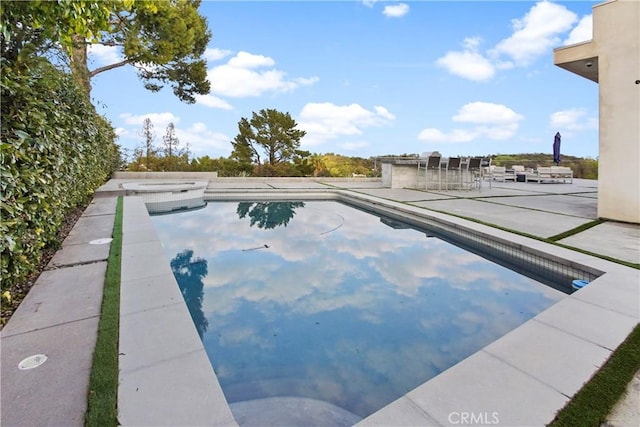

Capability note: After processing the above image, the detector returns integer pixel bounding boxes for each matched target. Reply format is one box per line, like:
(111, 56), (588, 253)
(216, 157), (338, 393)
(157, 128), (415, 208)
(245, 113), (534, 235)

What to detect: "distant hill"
(489, 153), (598, 179)
(132, 151), (598, 180)
(374, 153), (598, 179)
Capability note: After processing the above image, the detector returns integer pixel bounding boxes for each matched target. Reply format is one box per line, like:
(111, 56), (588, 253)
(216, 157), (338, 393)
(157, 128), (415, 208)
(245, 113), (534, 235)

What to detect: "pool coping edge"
(119, 190), (639, 426)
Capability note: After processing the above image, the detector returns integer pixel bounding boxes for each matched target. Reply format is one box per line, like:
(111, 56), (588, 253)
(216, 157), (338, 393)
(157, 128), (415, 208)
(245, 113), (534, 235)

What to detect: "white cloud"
(204, 48), (233, 62)
(228, 51), (275, 68)
(418, 102), (523, 143)
(490, 1), (577, 67)
(436, 49), (495, 82)
(209, 68), (293, 97)
(175, 122), (231, 154)
(119, 112), (180, 129)
(374, 106), (395, 121)
(383, 3), (409, 18)
(296, 77), (321, 86)
(563, 15), (592, 45)
(88, 44), (122, 66)
(298, 102), (395, 147)
(549, 108), (597, 133)
(114, 127), (128, 137)
(194, 94), (234, 110)
(207, 51), (319, 98)
(453, 101), (524, 125)
(462, 37), (480, 51)
(362, 0), (378, 7)
(437, 1), (579, 81)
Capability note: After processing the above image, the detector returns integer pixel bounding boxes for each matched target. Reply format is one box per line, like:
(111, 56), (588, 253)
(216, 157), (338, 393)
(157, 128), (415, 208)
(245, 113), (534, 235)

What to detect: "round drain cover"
(18, 354), (48, 370)
(89, 238), (113, 245)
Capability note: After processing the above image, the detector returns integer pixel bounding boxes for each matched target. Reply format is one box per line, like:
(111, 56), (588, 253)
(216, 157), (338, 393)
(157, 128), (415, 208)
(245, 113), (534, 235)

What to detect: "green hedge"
(1, 57), (119, 289)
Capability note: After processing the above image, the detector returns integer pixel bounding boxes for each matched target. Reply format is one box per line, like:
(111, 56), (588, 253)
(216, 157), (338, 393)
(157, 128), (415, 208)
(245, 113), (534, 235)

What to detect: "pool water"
(150, 201), (564, 423)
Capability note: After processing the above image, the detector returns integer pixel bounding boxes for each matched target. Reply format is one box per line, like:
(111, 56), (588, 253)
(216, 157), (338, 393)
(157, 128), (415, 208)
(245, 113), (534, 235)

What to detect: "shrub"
(1, 57), (119, 288)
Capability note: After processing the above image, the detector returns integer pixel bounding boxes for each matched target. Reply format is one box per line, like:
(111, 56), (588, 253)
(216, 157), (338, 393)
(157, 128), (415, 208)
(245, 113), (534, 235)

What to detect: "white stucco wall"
(595, 0), (640, 223)
(554, 0), (639, 223)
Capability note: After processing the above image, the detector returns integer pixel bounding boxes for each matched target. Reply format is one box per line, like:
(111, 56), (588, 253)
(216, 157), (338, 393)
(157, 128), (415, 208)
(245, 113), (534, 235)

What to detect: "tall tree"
(1, 1), (211, 102)
(230, 117), (261, 174)
(83, 0), (211, 102)
(139, 118), (156, 168)
(163, 122), (180, 157)
(1, 0), (117, 64)
(230, 109), (307, 168)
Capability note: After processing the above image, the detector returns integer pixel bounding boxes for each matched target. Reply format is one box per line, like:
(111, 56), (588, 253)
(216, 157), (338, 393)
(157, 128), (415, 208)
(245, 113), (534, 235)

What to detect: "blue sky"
(89, 0), (599, 160)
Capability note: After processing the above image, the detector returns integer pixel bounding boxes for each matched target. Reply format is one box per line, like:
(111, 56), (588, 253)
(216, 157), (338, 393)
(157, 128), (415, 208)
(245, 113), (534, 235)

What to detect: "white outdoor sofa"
(489, 166), (516, 182)
(526, 166), (573, 183)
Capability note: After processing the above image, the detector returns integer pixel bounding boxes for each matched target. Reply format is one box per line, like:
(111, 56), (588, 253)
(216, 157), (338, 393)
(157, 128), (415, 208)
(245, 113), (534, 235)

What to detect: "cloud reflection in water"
(151, 201), (564, 419)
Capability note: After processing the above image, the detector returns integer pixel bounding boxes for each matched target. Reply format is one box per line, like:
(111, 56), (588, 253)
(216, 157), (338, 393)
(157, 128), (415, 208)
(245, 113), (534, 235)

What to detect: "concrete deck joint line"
(82, 212), (118, 218)
(1, 313), (102, 339)
(45, 258), (109, 271)
(120, 300), (185, 317)
(119, 347), (205, 375)
(534, 311), (638, 352)
(477, 348), (577, 399)
(403, 396), (443, 425)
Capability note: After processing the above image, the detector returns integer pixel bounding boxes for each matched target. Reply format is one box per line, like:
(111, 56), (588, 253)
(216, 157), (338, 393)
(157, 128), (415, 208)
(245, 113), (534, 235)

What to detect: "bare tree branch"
(97, 40), (125, 47)
(89, 58), (133, 77)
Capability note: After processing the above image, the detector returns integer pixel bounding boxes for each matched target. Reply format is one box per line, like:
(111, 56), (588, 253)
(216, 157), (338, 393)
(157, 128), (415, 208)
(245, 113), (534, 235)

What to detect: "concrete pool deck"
(1, 176), (638, 426)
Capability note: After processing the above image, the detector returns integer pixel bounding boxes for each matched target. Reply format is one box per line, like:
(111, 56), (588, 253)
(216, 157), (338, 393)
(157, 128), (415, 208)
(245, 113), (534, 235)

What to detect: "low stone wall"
(113, 171), (218, 179)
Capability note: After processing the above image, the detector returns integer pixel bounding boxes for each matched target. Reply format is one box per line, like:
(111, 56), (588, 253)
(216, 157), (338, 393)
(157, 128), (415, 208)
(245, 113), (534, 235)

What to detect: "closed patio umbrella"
(553, 132), (561, 165)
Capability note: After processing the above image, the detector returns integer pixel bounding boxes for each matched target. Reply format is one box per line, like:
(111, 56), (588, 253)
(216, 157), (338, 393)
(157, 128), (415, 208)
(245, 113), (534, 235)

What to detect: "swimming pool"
(150, 200), (566, 424)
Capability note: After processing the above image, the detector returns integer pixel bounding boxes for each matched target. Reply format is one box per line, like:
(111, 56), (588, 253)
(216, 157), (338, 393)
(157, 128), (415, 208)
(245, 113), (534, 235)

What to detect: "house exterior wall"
(594, 0), (640, 223)
(555, 0), (640, 223)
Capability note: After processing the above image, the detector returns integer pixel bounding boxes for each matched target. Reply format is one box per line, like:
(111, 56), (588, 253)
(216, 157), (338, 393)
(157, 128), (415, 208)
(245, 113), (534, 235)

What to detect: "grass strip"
(552, 242), (639, 270)
(416, 206), (639, 269)
(85, 196), (122, 427)
(549, 323), (640, 427)
(548, 219), (606, 241)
